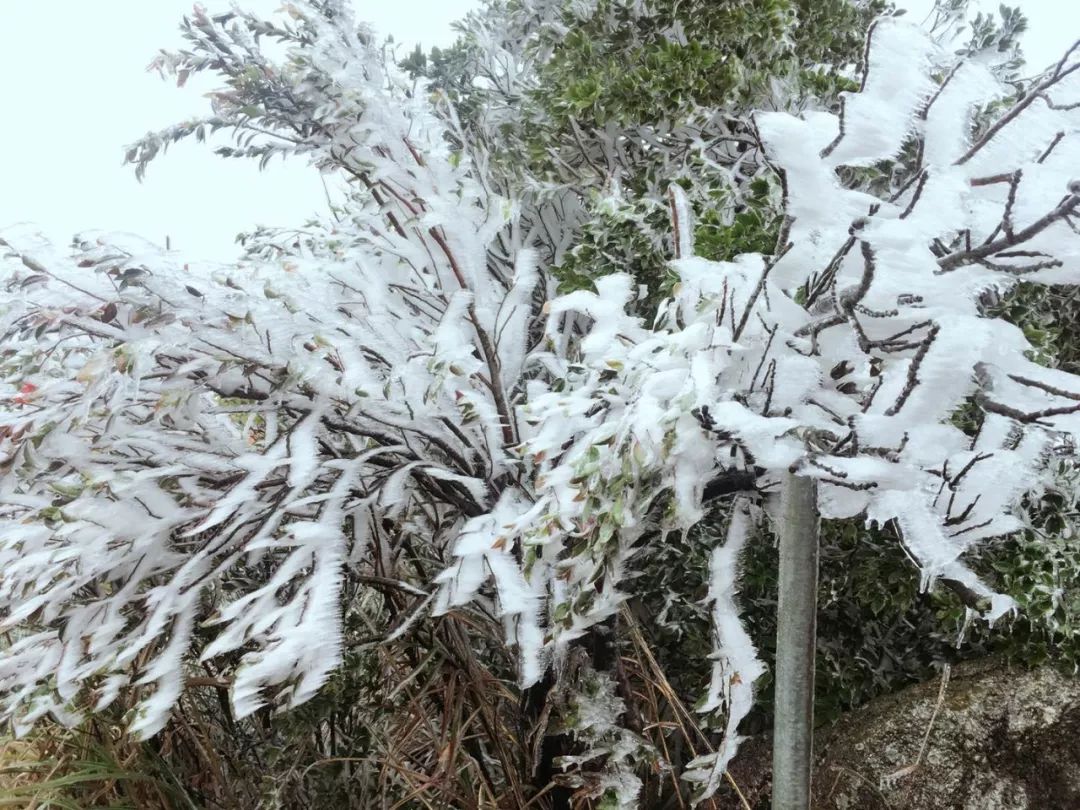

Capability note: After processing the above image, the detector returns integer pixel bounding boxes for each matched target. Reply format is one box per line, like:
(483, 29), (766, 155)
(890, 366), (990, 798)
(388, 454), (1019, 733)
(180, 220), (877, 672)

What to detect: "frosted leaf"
(687, 502), (765, 802)
(921, 62), (1002, 168)
(0, 0), (543, 732)
(1, 5), (1079, 797)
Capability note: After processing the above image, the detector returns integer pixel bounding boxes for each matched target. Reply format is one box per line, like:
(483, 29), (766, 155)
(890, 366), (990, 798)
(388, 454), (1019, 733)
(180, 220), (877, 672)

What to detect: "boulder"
(720, 657), (1080, 809)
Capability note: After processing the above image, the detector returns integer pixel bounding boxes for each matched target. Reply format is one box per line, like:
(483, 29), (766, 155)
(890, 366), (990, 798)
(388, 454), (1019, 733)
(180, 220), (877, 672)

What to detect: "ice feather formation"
(0, 4), (1079, 806)
(452, 17), (1080, 799)
(0, 0), (533, 736)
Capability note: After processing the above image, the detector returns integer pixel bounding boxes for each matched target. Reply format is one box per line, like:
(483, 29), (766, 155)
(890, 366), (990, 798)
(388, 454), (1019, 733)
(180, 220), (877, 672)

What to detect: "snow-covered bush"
(0, 0), (539, 738)
(409, 0), (885, 306)
(2, 1), (1079, 806)
(437, 16), (1080, 800)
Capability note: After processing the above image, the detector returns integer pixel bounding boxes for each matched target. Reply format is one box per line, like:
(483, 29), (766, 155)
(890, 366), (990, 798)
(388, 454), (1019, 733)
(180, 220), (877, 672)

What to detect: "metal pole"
(772, 472), (820, 810)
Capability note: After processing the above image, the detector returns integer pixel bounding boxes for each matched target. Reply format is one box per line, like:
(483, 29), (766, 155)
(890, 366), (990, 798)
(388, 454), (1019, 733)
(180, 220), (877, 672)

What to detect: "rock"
(719, 657), (1080, 809)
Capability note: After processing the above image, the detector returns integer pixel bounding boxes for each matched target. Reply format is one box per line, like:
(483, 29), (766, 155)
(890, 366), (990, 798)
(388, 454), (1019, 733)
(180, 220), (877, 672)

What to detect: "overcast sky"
(0, 0), (1075, 261)
(0, 0), (478, 260)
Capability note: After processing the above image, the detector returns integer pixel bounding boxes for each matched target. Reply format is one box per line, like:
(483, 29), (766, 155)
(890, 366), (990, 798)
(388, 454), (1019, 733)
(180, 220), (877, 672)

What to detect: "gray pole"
(772, 472), (820, 810)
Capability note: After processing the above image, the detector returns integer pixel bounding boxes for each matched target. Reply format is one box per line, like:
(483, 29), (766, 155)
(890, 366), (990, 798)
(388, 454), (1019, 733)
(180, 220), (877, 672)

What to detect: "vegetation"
(1, 1), (1079, 808)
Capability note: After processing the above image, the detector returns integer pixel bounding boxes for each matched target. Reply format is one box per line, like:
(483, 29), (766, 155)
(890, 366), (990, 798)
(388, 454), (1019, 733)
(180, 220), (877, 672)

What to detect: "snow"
(689, 502), (765, 801)
(0, 5), (1078, 795)
(821, 18), (938, 168)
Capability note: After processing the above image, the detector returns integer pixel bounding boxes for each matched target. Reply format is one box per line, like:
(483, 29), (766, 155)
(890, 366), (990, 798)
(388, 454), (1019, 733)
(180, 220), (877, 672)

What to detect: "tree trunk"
(772, 473), (820, 810)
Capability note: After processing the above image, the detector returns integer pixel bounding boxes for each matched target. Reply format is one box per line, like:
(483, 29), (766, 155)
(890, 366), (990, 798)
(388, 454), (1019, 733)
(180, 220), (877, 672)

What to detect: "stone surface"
(718, 657), (1080, 809)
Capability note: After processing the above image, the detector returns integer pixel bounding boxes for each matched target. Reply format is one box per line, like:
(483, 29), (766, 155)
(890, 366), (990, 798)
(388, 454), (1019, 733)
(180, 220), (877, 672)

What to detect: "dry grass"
(0, 594), (754, 809)
(0, 716), (194, 808)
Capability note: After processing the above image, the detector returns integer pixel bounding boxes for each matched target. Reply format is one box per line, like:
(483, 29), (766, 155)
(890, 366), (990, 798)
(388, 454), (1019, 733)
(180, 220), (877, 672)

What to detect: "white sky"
(0, 0), (1076, 261)
(0, 0), (478, 260)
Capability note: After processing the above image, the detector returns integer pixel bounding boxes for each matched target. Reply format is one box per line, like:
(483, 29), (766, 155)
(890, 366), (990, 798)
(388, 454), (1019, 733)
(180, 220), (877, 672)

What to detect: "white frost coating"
(668, 183), (695, 258)
(496, 248), (540, 389)
(921, 61), (1001, 168)
(939, 562), (1019, 624)
(556, 670), (645, 809)
(0, 4), (1078, 796)
(433, 492), (548, 686)
(822, 18), (938, 168)
(504, 20), (1080, 800)
(687, 502), (765, 801)
(128, 601), (195, 738)
(0, 0), (541, 735)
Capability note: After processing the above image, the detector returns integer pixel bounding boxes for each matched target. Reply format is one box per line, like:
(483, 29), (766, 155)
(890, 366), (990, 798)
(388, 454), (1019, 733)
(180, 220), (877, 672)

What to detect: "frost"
(0, 6), (1078, 805)
(687, 502), (765, 802)
(0, 0), (540, 736)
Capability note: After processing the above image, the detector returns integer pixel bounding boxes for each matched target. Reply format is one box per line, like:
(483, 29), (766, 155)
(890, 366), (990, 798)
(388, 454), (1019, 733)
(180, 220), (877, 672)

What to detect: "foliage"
(452, 16), (1080, 799)
(0, 709), (201, 809)
(410, 0), (885, 307)
(530, 0), (876, 127)
(2, 1), (1080, 807)
(627, 0), (1080, 739)
(2, 0), (537, 746)
(636, 383), (1080, 739)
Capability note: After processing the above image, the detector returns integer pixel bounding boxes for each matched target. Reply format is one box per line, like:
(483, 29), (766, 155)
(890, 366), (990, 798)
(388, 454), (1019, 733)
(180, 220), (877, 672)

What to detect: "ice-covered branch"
(0, 0), (539, 736)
